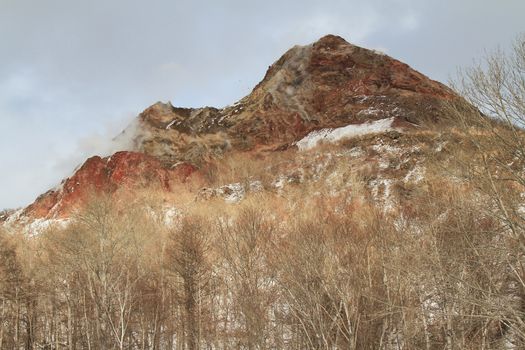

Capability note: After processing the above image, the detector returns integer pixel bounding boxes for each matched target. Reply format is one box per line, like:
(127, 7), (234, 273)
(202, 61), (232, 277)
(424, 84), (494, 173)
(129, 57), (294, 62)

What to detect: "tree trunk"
(0, 299), (5, 350)
(67, 299), (74, 350)
(15, 292), (20, 350)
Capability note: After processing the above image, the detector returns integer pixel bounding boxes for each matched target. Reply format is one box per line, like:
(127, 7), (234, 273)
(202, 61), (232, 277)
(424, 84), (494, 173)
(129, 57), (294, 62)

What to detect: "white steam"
(53, 116), (142, 181)
(264, 44), (313, 121)
(78, 118), (139, 156)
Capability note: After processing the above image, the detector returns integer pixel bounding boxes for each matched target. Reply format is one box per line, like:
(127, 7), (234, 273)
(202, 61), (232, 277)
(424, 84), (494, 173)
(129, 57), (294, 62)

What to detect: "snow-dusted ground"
(165, 119), (177, 129)
(296, 117), (397, 150)
(404, 165), (425, 184)
(218, 183), (245, 204)
(3, 209), (70, 236)
(25, 218), (70, 236)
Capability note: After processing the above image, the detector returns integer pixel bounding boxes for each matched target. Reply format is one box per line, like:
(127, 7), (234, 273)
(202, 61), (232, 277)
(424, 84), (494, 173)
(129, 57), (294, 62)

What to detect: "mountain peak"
(314, 34), (351, 48)
(9, 35), (462, 220)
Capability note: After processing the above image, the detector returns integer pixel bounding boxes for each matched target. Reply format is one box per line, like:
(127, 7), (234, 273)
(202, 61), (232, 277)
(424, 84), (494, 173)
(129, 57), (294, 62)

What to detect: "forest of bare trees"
(0, 36), (524, 349)
(0, 181), (523, 350)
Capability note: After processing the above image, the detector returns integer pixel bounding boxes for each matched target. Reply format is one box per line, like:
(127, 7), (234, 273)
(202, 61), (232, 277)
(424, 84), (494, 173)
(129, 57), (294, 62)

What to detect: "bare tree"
(217, 207), (277, 349)
(165, 216), (212, 350)
(0, 228), (24, 349)
(451, 33), (525, 347)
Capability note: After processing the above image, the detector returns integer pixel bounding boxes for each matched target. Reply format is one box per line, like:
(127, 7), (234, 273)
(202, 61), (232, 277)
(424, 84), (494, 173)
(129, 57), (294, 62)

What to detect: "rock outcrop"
(131, 34), (457, 166)
(23, 151), (196, 218)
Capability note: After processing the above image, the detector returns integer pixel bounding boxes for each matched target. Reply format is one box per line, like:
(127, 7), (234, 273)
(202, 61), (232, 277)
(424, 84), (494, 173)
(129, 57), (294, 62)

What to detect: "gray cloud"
(0, 0), (524, 209)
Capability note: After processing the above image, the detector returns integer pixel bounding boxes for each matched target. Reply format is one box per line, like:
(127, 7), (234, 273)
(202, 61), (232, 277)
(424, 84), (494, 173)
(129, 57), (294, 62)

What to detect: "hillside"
(2, 34), (524, 349)
(4, 34), (461, 226)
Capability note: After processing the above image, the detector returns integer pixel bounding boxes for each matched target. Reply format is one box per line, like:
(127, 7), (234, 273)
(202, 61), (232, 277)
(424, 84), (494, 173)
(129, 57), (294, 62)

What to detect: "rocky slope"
(131, 35), (456, 162)
(4, 34), (464, 224)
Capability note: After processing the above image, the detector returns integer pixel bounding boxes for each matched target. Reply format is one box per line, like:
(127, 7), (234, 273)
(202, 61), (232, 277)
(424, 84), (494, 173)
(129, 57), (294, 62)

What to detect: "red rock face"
(17, 34), (463, 220)
(23, 152), (197, 219)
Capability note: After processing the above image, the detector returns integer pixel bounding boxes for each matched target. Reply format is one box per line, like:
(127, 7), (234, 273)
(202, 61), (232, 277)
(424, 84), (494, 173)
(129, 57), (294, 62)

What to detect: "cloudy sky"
(0, 0), (524, 209)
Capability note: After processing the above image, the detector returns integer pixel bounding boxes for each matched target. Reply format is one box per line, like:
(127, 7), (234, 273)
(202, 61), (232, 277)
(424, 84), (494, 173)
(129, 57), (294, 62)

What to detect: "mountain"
(3, 34), (524, 349)
(4, 34), (463, 228)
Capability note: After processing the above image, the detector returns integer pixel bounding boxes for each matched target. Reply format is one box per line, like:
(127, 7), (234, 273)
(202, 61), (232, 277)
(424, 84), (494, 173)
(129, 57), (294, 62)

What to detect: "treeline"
(0, 179), (524, 350)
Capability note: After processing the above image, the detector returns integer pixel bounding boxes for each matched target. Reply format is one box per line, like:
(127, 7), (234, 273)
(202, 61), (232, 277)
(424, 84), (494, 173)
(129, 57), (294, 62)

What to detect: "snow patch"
(217, 183), (245, 204)
(4, 208), (23, 226)
(371, 141), (402, 155)
(248, 180), (264, 193)
(296, 117), (396, 151)
(24, 218), (70, 236)
(404, 165), (425, 184)
(378, 157), (390, 170)
(347, 147), (364, 157)
(272, 176), (287, 191)
(369, 177), (395, 212)
(2, 208), (71, 236)
(435, 141), (447, 152)
(165, 119), (177, 130)
(163, 206), (180, 226)
(357, 107), (382, 116)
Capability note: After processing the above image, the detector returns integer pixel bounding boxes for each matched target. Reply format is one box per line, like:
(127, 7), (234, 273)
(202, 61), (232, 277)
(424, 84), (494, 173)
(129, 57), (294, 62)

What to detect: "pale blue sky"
(1, 0), (524, 209)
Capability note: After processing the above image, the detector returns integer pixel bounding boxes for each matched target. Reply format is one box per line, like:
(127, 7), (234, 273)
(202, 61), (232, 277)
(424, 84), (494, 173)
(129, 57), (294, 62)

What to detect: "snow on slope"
(3, 209), (70, 236)
(296, 117), (397, 150)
